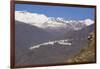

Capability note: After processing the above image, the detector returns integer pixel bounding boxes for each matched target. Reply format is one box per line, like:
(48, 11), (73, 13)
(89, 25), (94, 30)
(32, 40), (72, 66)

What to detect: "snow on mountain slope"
(15, 11), (94, 30)
(15, 11), (48, 28)
(84, 19), (94, 26)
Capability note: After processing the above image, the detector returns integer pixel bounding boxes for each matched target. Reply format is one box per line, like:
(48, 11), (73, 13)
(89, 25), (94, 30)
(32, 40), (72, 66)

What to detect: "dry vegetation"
(65, 32), (96, 64)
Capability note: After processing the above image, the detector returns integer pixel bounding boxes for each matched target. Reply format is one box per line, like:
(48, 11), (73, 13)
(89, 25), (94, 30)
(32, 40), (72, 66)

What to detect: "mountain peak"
(84, 19), (94, 26)
(15, 11), (48, 28)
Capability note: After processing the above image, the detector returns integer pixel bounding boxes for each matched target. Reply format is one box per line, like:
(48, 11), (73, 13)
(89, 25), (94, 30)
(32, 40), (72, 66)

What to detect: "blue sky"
(15, 4), (95, 20)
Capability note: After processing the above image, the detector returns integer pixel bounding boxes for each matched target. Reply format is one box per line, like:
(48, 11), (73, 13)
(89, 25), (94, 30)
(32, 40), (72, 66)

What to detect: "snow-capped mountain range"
(15, 11), (94, 31)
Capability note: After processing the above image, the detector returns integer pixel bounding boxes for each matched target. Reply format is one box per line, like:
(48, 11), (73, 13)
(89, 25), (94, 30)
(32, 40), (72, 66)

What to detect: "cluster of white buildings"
(29, 39), (72, 50)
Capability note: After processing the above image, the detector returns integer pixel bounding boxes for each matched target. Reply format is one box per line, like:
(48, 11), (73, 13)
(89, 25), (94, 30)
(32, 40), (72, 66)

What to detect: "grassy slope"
(65, 32), (96, 64)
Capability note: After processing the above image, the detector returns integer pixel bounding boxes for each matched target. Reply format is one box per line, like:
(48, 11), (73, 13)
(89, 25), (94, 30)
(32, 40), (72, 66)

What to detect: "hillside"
(65, 32), (96, 63)
(15, 11), (95, 66)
